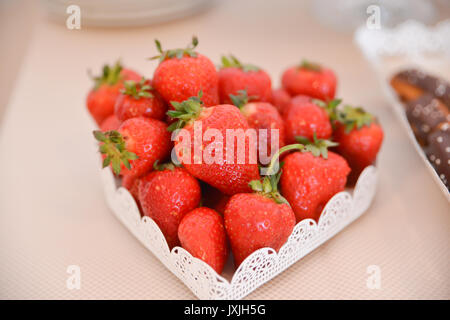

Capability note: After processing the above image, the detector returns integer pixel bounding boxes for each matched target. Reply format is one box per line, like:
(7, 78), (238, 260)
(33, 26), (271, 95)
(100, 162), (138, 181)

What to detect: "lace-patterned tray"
(100, 164), (378, 300)
(355, 19), (450, 201)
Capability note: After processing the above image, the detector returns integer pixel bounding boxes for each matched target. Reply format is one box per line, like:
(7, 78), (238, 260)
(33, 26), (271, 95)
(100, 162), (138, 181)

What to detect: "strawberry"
(151, 37), (219, 107)
(122, 173), (141, 204)
(178, 207), (228, 273)
(282, 60), (337, 101)
(230, 90), (285, 163)
(279, 137), (350, 222)
(139, 163), (201, 248)
(87, 61), (141, 125)
(224, 173), (296, 267)
(114, 77), (167, 121)
(100, 114), (121, 132)
(93, 117), (171, 178)
(168, 93), (260, 195)
(333, 105), (384, 185)
(284, 97), (334, 143)
(271, 88), (291, 116)
(218, 55), (272, 104)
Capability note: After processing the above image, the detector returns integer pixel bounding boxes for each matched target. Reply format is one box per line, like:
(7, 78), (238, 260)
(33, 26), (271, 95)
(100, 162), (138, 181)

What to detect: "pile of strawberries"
(87, 37), (383, 274)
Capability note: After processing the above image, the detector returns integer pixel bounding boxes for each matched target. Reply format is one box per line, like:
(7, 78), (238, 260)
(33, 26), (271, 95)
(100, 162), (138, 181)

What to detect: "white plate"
(100, 164), (378, 300)
(42, 0), (215, 27)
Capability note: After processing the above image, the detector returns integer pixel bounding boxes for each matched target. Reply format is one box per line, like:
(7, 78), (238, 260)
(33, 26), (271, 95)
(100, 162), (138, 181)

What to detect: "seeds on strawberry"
(87, 61), (141, 125)
(139, 163), (201, 248)
(178, 207), (228, 273)
(151, 37), (219, 107)
(282, 59), (337, 101)
(279, 137), (350, 222)
(218, 55), (272, 104)
(168, 93), (260, 195)
(224, 171), (296, 267)
(114, 77), (167, 121)
(333, 105), (383, 185)
(93, 117), (171, 177)
(284, 97), (332, 143)
(229, 90), (285, 164)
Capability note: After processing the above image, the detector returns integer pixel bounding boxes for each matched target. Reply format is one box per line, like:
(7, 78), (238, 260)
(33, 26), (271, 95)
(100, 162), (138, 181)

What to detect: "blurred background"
(1, 0), (449, 124)
(0, 0), (449, 299)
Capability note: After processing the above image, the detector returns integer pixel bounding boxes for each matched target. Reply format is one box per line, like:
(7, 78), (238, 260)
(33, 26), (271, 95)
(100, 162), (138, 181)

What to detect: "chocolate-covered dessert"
(426, 122), (450, 190)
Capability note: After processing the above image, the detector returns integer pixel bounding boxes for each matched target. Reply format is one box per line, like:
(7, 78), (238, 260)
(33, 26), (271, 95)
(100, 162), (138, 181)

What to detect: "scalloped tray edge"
(100, 165), (378, 300)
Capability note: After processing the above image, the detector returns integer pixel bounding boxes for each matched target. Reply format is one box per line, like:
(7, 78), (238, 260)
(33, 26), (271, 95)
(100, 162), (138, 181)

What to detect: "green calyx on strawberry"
(220, 55), (260, 72)
(150, 36), (199, 62)
(93, 130), (138, 174)
(121, 77), (153, 100)
(229, 89), (258, 109)
(312, 98), (342, 121)
(336, 105), (375, 133)
(166, 91), (204, 131)
(252, 143), (307, 204)
(153, 160), (176, 171)
(90, 60), (123, 90)
(295, 132), (338, 159)
(249, 171), (289, 205)
(298, 59), (322, 72)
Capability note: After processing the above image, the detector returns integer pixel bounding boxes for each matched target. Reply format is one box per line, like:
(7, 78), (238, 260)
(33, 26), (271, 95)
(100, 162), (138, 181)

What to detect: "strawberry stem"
(229, 89), (258, 109)
(336, 105), (375, 133)
(121, 77), (153, 100)
(93, 130), (138, 175)
(295, 132), (338, 159)
(249, 171), (289, 205)
(312, 98), (342, 120)
(264, 144), (305, 176)
(298, 59), (322, 72)
(220, 55), (260, 72)
(166, 91), (204, 132)
(90, 60), (123, 90)
(153, 160), (176, 171)
(149, 36), (199, 63)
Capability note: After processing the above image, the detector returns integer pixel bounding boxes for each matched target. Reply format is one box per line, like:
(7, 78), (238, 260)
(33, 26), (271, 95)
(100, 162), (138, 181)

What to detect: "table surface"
(1, 0), (449, 300)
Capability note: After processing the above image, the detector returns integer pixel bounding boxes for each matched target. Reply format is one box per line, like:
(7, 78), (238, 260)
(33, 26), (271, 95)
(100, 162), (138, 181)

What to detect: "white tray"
(355, 19), (450, 201)
(100, 164), (378, 300)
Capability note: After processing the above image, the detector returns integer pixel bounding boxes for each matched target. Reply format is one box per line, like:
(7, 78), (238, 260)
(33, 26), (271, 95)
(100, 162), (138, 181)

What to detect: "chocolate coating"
(406, 94), (450, 145)
(396, 69), (450, 107)
(426, 122), (450, 190)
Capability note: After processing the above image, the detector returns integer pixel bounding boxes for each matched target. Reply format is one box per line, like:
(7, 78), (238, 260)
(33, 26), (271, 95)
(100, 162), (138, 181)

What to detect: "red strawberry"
(280, 137), (350, 222)
(93, 117), (171, 178)
(178, 207), (228, 273)
(218, 55), (272, 104)
(168, 93), (260, 195)
(271, 88), (291, 116)
(122, 173), (141, 205)
(230, 90), (285, 163)
(114, 77), (167, 121)
(224, 173), (296, 267)
(151, 37), (219, 107)
(139, 163), (201, 248)
(333, 105), (384, 185)
(284, 97), (333, 143)
(282, 60), (337, 101)
(87, 61), (141, 125)
(100, 114), (121, 132)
